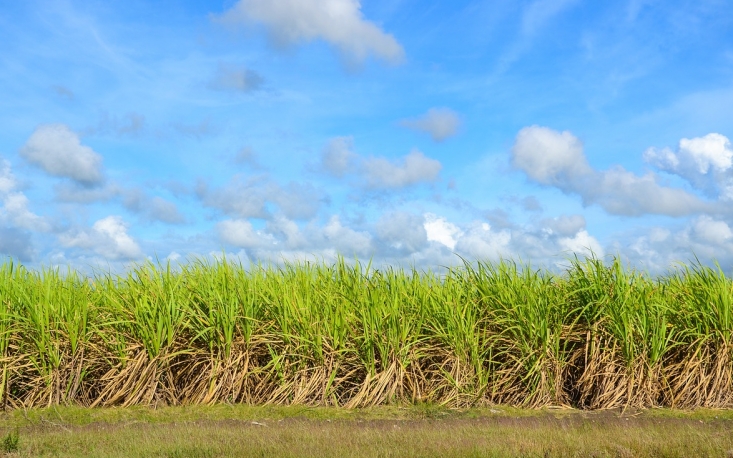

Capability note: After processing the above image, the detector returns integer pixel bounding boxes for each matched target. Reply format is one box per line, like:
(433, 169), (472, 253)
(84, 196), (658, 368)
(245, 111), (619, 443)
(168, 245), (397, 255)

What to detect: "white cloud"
(692, 215), (733, 245)
(679, 134), (732, 173)
(20, 124), (104, 185)
(60, 216), (142, 260)
(454, 222), (512, 261)
(400, 108), (461, 142)
(362, 150), (442, 189)
(423, 213), (463, 250)
(322, 215), (372, 255)
(512, 126), (591, 187)
(166, 251), (182, 262)
(266, 214), (307, 249)
(217, 219), (275, 248)
(558, 229), (604, 258)
(217, 0), (404, 65)
(512, 125), (712, 216)
(644, 133), (733, 198)
(587, 167), (708, 216)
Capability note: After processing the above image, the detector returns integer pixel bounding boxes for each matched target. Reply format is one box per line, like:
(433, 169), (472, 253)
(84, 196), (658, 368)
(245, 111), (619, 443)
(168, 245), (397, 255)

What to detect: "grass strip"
(1, 405), (733, 457)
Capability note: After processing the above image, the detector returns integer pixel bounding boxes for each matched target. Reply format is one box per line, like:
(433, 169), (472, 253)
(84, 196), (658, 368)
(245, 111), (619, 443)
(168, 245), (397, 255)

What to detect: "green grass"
(1, 255), (733, 410)
(1, 405), (733, 457)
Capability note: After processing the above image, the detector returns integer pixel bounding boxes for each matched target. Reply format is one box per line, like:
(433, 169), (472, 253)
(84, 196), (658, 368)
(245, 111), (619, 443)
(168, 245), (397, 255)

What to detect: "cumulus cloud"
(362, 150), (442, 189)
(423, 213), (462, 250)
(321, 215), (372, 254)
(209, 64), (264, 93)
(20, 124), (104, 185)
(217, 0), (404, 65)
(454, 222), (512, 261)
(512, 126), (591, 186)
(218, 219), (275, 248)
(266, 214), (307, 249)
(400, 108), (461, 142)
(60, 216), (142, 260)
(512, 126), (713, 216)
(644, 133), (733, 198)
(557, 229), (604, 258)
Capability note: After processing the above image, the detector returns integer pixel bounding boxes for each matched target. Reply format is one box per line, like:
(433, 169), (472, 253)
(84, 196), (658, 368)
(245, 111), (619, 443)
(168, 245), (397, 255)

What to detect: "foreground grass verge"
(1, 405), (733, 457)
(2, 255), (733, 409)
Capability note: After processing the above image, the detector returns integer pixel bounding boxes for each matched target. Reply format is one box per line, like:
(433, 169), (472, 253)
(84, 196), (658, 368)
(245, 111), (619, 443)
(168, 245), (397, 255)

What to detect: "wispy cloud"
(492, 0), (580, 76)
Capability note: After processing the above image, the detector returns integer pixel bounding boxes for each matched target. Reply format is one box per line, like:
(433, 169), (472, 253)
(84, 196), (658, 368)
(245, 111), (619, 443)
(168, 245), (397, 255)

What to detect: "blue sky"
(1, 0), (733, 272)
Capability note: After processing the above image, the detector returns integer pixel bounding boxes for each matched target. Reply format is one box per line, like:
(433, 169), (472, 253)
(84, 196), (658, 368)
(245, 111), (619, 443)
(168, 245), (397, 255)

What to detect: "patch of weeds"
(2, 429), (19, 454)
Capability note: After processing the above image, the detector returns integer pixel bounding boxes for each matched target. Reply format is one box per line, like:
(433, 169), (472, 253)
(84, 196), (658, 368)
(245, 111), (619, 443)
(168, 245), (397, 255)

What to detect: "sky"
(1, 0), (733, 273)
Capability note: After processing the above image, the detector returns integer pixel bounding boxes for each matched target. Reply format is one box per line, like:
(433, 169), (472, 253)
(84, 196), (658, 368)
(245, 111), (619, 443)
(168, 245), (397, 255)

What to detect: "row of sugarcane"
(0, 255), (732, 410)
